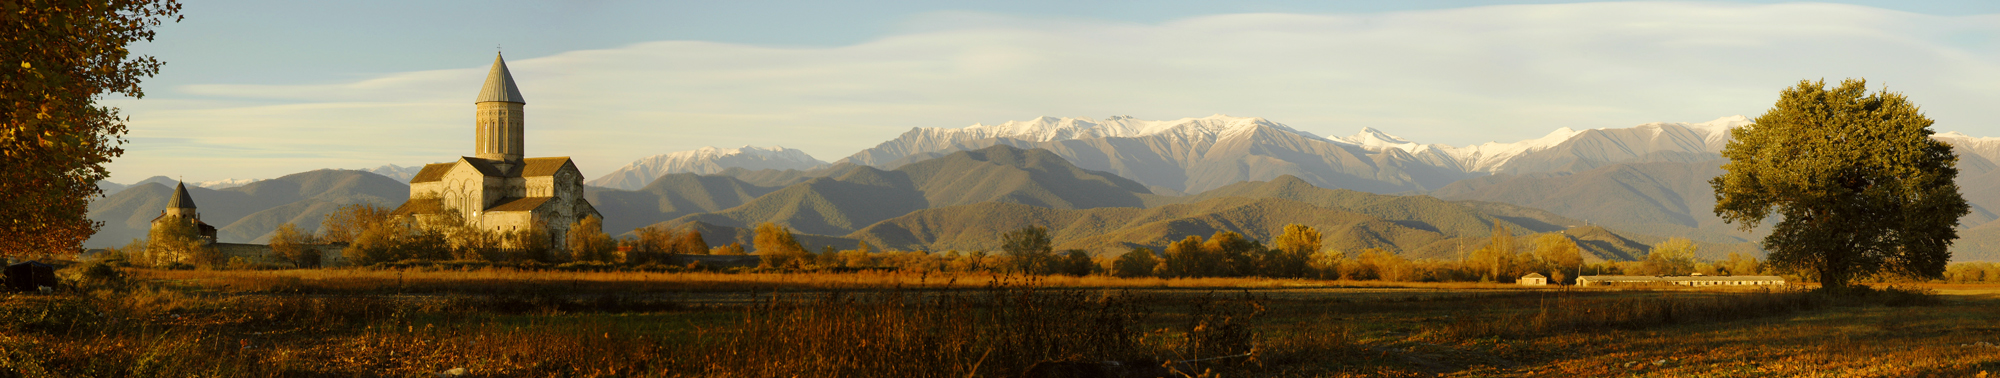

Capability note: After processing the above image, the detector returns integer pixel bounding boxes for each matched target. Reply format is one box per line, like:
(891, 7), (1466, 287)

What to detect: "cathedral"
(395, 53), (600, 249)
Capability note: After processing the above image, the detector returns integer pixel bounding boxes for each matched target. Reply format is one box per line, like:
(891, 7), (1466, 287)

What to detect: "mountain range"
(92, 114), (2000, 262)
(87, 170), (409, 246)
(587, 146), (829, 190)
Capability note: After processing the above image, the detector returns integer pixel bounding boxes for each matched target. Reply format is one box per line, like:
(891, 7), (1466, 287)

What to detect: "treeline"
(108, 201), (1798, 283)
(644, 221), (1774, 284)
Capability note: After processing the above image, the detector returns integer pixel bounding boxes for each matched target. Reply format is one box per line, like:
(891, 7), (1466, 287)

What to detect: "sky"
(102, 0), (2000, 184)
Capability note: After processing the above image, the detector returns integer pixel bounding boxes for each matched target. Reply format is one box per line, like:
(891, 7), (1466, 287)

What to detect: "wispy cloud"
(105, 2), (2000, 183)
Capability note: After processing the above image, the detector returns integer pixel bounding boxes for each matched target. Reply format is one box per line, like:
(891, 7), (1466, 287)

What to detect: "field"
(3, 268), (1998, 377)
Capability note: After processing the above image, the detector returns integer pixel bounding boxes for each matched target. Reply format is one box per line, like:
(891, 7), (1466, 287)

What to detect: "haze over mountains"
(92, 114), (2000, 261)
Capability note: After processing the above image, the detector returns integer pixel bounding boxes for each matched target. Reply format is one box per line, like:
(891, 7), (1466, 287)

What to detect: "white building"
(1575, 275), (1785, 287)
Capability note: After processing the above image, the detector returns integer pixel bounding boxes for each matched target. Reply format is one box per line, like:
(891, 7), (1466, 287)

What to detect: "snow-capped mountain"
(1346, 115), (1752, 174)
(363, 164), (426, 182)
(589, 146), (829, 190)
(195, 178), (262, 189)
(839, 115), (1325, 167)
(1936, 131), (2000, 167)
(838, 114), (1472, 193)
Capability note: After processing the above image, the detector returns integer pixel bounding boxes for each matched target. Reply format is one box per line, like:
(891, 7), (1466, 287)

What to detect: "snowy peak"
(1935, 131), (2000, 165)
(839, 114), (1328, 167)
(195, 178), (261, 189)
(588, 145), (829, 190)
(949, 114), (1310, 142)
(1687, 115), (1753, 137)
(363, 164), (426, 182)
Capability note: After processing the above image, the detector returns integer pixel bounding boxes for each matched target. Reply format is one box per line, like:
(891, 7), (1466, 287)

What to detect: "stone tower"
(150, 181), (217, 245)
(163, 181), (198, 220)
(475, 53), (526, 167)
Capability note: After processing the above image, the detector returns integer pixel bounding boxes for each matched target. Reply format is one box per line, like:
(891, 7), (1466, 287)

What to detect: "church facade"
(395, 54), (600, 249)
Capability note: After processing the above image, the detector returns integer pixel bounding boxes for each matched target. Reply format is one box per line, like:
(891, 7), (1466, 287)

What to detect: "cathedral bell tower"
(475, 53), (526, 168)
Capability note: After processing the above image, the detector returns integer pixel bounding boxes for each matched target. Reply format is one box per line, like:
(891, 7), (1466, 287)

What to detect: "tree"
(1531, 233), (1583, 283)
(1058, 249), (1094, 277)
(566, 215), (616, 262)
(675, 228), (709, 255)
(1155, 235), (1205, 278)
(1468, 224), (1518, 281)
(1721, 252), (1762, 276)
(1267, 224), (1322, 278)
(711, 242), (747, 256)
(630, 226), (676, 264)
(1112, 247), (1158, 278)
(145, 217), (207, 267)
(319, 203), (393, 244)
(754, 222), (807, 269)
(1644, 237), (1699, 276)
(1712, 79), (1970, 290)
(268, 223), (319, 268)
(1202, 231), (1261, 277)
(1, 0), (181, 257)
(1000, 226), (1056, 275)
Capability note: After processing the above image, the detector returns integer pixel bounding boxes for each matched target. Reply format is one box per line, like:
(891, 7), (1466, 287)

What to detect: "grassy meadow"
(3, 267), (1998, 377)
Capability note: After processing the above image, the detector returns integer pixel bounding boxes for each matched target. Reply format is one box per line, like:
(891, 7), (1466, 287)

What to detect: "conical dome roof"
(167, 182), (196, 209)
(476, 53), (526, 104)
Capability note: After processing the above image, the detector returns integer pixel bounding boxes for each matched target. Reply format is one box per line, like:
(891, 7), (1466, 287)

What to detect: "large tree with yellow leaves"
(1, 0), (180, 256)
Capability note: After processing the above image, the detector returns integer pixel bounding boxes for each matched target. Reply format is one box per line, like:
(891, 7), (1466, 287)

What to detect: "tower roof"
(475, 53), (526, 104)
(167, 181), (196, 209)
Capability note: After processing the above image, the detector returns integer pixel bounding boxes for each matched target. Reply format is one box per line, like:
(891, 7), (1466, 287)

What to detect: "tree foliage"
(1111, 247), (1157, 278)
(754, 222), (808, 269)
(1711, 79), (1969, 289)
(144, 217), (207, 267)
(1001, 226), (1056, 274)
(319, 203), (393, 244)
(566, 215), (615, 262)
(1643, 238), (1699, 276)
(1265, 224), (1322, 278)
(1531, 233), (1582, 282)
(268, 223), (319, 268)
(1, 0), (181, 256)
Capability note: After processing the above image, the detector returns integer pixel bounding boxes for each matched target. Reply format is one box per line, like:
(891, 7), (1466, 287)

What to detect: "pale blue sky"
(107, 1), (2000, 183)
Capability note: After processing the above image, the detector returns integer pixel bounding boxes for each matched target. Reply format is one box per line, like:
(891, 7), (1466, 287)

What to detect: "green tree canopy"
(1712, 78), (1969, 289)
(2, 0), (181, 256)
(1000, 225), (1055, 274)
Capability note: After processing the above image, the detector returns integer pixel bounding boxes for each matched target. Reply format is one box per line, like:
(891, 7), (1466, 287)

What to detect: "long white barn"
(1576, 275), (1785, 287)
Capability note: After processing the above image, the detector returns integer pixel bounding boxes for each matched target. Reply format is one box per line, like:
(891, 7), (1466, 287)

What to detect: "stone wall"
(213, 242), (351, 267)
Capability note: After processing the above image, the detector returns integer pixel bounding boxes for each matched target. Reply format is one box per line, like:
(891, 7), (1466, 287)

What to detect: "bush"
(56, 261), (125, 289)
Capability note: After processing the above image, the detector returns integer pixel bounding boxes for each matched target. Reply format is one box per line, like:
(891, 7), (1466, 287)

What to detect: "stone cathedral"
(395, 53), (600, 248)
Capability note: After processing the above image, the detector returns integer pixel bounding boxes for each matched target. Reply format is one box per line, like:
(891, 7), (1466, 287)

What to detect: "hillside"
(584, 173), (784, 237)
(846, 196), (1652, 261)
(1429, 157), (2000, 259)
(657, 145), (1150, 237)
(86, 169), (410, 246)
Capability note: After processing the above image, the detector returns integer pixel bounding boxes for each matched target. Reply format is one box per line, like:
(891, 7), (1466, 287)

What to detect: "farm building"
(1575, 275), (1785, 287)
(1519, 273), (1548, 286)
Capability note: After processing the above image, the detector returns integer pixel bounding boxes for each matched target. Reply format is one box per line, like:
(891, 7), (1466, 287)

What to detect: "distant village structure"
(1518, 272), (1548, 286)
(394, 53), (600, 249)
(1576, 274), (1786, 287)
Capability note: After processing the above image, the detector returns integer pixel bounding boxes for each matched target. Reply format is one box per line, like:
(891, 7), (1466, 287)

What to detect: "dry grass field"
(3, 267), (1997, 377)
